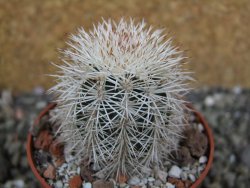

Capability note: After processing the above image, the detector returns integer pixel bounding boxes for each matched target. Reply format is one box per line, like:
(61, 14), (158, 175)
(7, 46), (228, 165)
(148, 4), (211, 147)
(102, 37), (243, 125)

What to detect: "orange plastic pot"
(26, 103), (214, 188)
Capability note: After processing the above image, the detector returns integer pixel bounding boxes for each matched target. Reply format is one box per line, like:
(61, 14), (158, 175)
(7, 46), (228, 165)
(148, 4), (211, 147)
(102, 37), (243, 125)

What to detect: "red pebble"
(69, 175), (83, 188)
(49, 140), (64, 158)
(117, 173), (128, 184)
(43, 164), (56, 179)
(34, 130), (53, 151)
(54, 157), (65, 167)
(168, 177), (185, 188)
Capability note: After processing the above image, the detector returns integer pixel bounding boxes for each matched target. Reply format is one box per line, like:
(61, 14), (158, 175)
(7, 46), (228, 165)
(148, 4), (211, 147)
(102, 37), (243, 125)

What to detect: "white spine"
(49, 18), (192, 178)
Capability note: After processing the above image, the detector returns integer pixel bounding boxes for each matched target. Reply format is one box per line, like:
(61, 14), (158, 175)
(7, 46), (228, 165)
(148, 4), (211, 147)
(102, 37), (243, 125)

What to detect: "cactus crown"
(49, 18), (192, 178)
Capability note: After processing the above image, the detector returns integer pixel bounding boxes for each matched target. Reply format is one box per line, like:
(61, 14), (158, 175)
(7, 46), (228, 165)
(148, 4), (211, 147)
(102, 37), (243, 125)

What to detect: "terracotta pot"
(26, 103), (56, 188)
(26, 103), (214, 188)
(185, 103), (214, 188)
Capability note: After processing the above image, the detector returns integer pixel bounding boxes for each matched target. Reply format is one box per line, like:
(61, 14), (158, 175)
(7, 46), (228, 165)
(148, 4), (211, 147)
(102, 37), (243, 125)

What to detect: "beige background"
(0, 0), (250, 92)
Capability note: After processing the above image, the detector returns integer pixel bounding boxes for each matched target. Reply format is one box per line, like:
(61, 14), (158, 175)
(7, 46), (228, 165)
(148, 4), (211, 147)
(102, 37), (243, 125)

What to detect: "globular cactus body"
(49, 18), (191, 178)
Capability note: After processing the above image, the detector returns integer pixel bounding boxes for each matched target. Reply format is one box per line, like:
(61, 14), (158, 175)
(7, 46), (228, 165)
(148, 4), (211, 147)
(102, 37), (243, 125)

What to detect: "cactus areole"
(48, 18), (193, 179)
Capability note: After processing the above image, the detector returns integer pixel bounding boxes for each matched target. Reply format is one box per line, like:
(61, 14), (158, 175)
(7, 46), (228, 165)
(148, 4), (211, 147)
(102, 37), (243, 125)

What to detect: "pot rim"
(26, 103), (56, 188)
(185, 103), (214, 188)
(26, 103), (214, 188)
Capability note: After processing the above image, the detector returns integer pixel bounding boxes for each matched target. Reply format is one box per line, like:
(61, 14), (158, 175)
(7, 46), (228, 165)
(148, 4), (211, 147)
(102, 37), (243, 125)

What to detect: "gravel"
(0, 86), (249, 187)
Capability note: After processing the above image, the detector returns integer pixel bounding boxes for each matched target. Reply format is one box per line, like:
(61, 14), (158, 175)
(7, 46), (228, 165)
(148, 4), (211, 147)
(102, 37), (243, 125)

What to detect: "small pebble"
(117, 174), (128, 184)
(180, 171), (188, 180)
(49, 140), (64, 158)
(147, 177), (155, 182)
(77, 167), (81, 174)
(119, 183), (128, 188)
(188, 174), (196, 182)
(36, 101), (47, 109)
(232, 86), (242, 95)
(204, 96), (215, 106)
(34, 130), (53, 151)
(55, 180), (63, 187)
(182, 166), (190, 171)
(13, 179), (25, 188)
(43, 164), (56, 179)
(229, 154), (236, 164)
(141, 178), (148, 184)
(127, 176), (140, 185)
(199, 156), (208, 164)
(154, 179), (162, 186)
(198, 123), (204, 132)
(168, 165), (182, 178)
(83, 182), (92, 188)
(166, 182), (175, 188)
(54, 157), (66, 167)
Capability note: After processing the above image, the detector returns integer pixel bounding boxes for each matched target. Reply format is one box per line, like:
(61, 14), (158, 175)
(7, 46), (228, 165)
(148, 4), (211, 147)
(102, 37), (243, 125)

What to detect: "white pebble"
(229, 154), (236, 163)
(199, 156), (208, 164)
(58, 167), (64, 174)
(142, 178), (148, 184)
(204, 96), (214, 106)
(168, 165), (182, 178)
(47, 179), (53, 185)
(190, 168), (197, 174)
(180, 171), (188, 180)
(83, 182), (92, 188)
(198, 123), (204, 132)
(55, 180), (63, 187)
(69, 171), (76, 175)
(65, 174), (69, 180)
(119, 183), (128, 188)
(154, 179), (162, 186)
(188, 174), (196, 182)
(128, 176), (141, 185)
(12, 179), (24, 188)
(148, 177), (155, 182)
(77, 167), (81, 174)
(233, 86), (242, 95)
(61, 163), (68, 169)
(166, 182), (175, 188)
(36, 101), (47, 109)
(182, 166), (190, 171)
(62, 179), (67, 183)
(138, 182), (146, 186)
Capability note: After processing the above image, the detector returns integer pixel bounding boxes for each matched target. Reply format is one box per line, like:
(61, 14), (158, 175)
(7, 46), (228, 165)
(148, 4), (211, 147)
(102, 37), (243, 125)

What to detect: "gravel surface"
(0, 86), (249, 188)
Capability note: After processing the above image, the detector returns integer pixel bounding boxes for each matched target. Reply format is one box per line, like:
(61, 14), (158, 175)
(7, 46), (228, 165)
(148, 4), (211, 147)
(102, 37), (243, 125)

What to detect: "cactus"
(49, 18), (192, 178)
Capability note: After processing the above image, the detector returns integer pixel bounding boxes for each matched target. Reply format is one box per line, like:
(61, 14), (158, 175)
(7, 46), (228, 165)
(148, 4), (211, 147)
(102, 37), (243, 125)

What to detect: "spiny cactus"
(49, 18), (192, 178)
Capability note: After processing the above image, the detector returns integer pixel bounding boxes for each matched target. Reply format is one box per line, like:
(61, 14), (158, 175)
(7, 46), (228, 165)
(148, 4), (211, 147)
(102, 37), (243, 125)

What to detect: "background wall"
(0, 0), (249, 92)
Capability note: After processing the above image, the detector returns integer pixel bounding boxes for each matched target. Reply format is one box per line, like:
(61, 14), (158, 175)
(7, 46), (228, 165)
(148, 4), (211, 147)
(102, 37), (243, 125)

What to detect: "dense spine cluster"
(49, 18), (191, 178)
